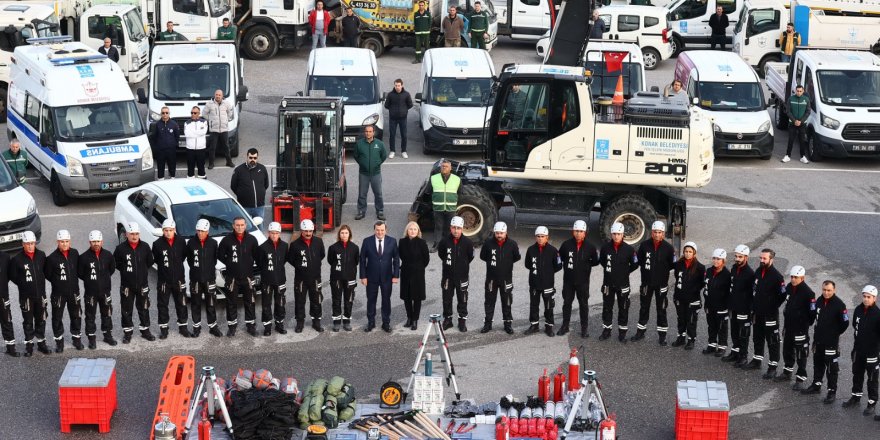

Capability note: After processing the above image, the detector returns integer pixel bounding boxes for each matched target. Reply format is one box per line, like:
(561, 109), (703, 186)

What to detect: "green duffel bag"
(338, 406), (355, 422)
(322, 395), (339, 428)
(327, 376), (346, 395)
(297, 394), (312, 424)
(336, 384), (355, 407)
(308, 392), (325, 421)
(308, 378), (328, 396)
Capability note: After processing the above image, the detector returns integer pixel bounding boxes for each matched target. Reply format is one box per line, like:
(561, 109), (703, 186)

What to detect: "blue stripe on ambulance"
(7, 110), (67, 167)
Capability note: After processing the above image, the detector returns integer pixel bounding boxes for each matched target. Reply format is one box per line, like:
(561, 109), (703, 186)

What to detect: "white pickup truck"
(765, 48), (880, 160)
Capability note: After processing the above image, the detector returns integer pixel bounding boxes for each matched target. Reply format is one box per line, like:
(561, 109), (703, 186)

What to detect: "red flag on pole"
(603, 51), (628, 73)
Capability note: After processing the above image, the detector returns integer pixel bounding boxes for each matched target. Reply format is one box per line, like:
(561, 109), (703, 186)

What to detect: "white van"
(416, 47), (495, 153)
(305, 47), (383, 147)
(595, 5), (674, 70)
(667, 0), (742, 55)
(675, 50), (773, 159)
(0, 156), (40, 252)
(7, 39), (153, 206)
(138, 41), (248, 156)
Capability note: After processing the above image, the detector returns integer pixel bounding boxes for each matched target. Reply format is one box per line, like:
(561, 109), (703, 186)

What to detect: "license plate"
(343, 136), (356, 143)
(100, 181), (129, 191)
(852, 145), (877, 152)
(0, 232), (22, 244)
(727, 144), (752, 150)
(453, 139), (479, 145)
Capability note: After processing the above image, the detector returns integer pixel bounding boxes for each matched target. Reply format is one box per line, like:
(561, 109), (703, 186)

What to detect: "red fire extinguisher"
(568, 348), (580, 391)
(496, 416), (509, 440)
(553, 368), (566, 401)
(599, 414), (617, 440)
(198, 407), (212, 440)
(538, 368), (550, 402)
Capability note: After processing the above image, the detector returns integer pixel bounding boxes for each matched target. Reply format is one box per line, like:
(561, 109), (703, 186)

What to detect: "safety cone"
(612, 74), (624, 105)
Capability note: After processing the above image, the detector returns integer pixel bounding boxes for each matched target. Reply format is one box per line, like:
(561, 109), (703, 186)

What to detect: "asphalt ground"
(1, 39), (879, 439)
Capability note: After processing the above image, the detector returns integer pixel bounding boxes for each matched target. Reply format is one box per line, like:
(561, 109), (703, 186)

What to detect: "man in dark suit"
(360, 221), (400, 333)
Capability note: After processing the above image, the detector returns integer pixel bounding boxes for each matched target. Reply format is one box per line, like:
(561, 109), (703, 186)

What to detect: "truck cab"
(77, 4), (151, 84)
(85, 0), (232, 41)
(138, 41), (248, 156)
(667, 0), (741, 55)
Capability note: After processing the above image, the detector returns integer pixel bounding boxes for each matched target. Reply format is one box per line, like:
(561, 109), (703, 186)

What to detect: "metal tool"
(405, 313), (461, 401)
(183, 366), (234, 437)
(560, 370), (607, 439)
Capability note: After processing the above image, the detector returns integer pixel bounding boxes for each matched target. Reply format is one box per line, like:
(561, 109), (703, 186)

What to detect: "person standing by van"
(341, 8), (360, 48)
(309, 1), (331, 50)
(442, 6), (464, 47)
(217, 18), (237, 41)
(184, 106), (208, 178)
(2, 139), (27, 184)
(413, 1), (431, 63)
(779, 23), (800, 63)
(98, 38), (119, 62)
(157, 21), (187, 41)
(708, 6), (729, 50)
(203, 90), (235, 169)
(469, 1), (489, 50)
(149, 107), (180, 179)
(354, 125), (388, 221)
(384, 79), (413, 159)
(783, 85), (811, 164)
(590, 9), (606, 39)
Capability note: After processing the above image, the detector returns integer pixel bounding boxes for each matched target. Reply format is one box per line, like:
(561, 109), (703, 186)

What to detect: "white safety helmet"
(734, 244), (750, 256)
(300, 219), (315, 231)
(535, 226), (549, 236)
(56, 230), (71, 241)
(651, 221), (666, 232)
(863, 285), (878, 297)
(493, 222), (507, 233)
(683, 241), (697, 252)
(450, 216), (464, 228)
(789, 265), (806, 277)
(712, 248), (727, 259)
(196, 219), (211, 232)
(610, 222), (625, 234)
(162, 219), (176, 230)
(572, 220), (587, 232)
(125, 222), (140, 234)
(22, 231), (36, 243)
(268, 222), (282, 233)
(88, 230), (103, 242)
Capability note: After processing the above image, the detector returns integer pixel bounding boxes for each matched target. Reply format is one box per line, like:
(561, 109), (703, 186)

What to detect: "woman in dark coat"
(328, 225), (360, 332)
(399, 221), (430, 330)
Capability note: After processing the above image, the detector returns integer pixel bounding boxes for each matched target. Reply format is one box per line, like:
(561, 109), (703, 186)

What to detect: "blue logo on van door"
(596, 139), (610, 160)
(80, 145), (140, 158)
(679, 21), (687, 33)
(76, 65), (94, 78)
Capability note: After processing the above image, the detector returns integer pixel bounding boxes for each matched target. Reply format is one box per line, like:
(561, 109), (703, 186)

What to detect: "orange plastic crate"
(58, 358), (117, 433)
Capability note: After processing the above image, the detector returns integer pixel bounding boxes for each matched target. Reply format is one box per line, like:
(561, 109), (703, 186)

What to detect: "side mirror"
(252, 216), (264, 227)
(381, 92), (387, 101)
(120, 45), (127, 56)
(415, 92), (422, 103)
(237, 85), (249, 102)
(137, 87), (147, 104)
(39, 132), (55, 150)
(152, 227), (162, 237)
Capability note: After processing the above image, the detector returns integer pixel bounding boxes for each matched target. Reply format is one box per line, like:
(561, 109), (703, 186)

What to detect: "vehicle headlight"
(362, 113), (379, 126)
(757, 120), (771, 133)
(821, 114), (840, 130)
(429, 114), (447, 127)
(130, 53), (140, 67)
(26, 198), (36, 216)
(149, 110), (161, 121)
(712, 123), (721, 133)
(142, 148), (154, 170)
(66, 156), (84, 177)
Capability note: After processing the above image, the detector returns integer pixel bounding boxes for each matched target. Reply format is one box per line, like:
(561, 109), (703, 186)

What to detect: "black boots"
(630, 329), (646, 342)
(295, 320), (304, 333)
(658, 333), (667, 346)
(192, 327), (201, 338)
(55, 340), (64, 354)
(773, 371), (792, 383)
(179, 327), (192, 338)
(442, 317), (453, 330)
(742, 359), (762, 370)
(684, 339), (695, 350)
(842, 396), (861, 408)
(762, 366), (777, 380)
(276, 322), (288, 335)
(801, 383), (822, 395)
(599, 329), (612, 340)
(88, 336), (97, 350)
(581, 326), (589, 338)
(36, 341), (51, 354)
(524, 324), (540, 335)
(24, 342), (33, 357)
(545, 325), (554, 337)
(122, 332), (132, 344)
(458, 318), (467, 332)
(72, 337), (84, 350)
(480, 322), (492, 333)
(312, 319), (324, 333)
(5, 344), (20, 357)
(671, 335), (686, 347)
(721, 352), (739, 362)
(332, 320), (341, 332)
(141, 329), (156, 341)
(159, 327), (169, 340)
(823, 391), (837, 404)
(702, 346), (715, 355)
(264, 326), (273, 336)
(556, 323), (569, 336)
(342, 320), (352, 332)
(209, 327), (223, 337)
(246, 324), (258, 337)
(226, 326), (237, 337)
(618, 330), (628, 343)
(503, 322), (514, 335)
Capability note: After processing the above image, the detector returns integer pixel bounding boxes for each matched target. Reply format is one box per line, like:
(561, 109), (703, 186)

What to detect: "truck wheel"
(599, 194), (657, 245)
(242, 26), (278, 60)
(456, 184), (497, 246)
(0, 85), (7, 123)
(642, 48), (661, 70)
(50, 173), (71, 207)
(671, 35), (683, 58)
(361, 36), (384, 57)
(774, 102), (789, 130)
(807, 133), (824, 162)
(757, 54), (780, 79)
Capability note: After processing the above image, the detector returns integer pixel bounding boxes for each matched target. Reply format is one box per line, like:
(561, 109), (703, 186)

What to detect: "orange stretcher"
(149, 355), (196, 440)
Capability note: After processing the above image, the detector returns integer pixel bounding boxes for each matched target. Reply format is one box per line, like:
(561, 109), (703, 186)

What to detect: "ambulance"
(7, 38), (154, 206)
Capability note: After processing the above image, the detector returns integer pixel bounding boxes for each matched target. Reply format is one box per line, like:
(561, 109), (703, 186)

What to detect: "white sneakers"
(800, 156), (810, 164)
(389, 152), (395, 159)
(781, 155), (791, 163)
(389, 152), (409, 159)
(781, 155), (810, 164)
(402, 152), (408, 159)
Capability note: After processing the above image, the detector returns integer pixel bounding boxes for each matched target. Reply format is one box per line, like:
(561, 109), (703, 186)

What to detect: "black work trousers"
(330, 279), (356, 321)
(1, 294), (16, 344)
(601, 285), (630, 331)
(442, 277), (469, 320)
(157, 281), (188, 329)
(225, 277), (255, 328)
(154, 148), (177, 179)
(484, 279), (513, 323)
(20, 294), (48, 343)
(786, 123), (807, 158)
(186, 149), (206, 178)
(261, 284), (287, 327)
(636, 285), (669, 334)
(294, 278), (323, 321)
(404, 300), (422, 322)
(51, 291), (82, 340)
(753, 314), (781, 367)
(730, 313), (751, 359)
(83, 291), (113, 336)
(189, 281), (218, 329)
(706, 308), (729, 349)
(207, 132), (231, 166)
(528, 287), (555, 327)
(560, 282), (589, 329)
(120, 286), (151, 333)
(674, 297), (700, 339)
(851, 352), (880, 402)
(782, 329), (810, 381)
(812, 344), (840, 391)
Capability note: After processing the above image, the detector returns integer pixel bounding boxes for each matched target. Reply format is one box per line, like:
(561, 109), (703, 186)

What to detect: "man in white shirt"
(184, 106), (208, 178)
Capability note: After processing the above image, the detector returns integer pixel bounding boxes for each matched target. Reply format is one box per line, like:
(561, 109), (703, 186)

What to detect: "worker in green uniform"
(413, 0), (431, 64)
(157, 21), (188, 41)
(426, 159), (461, 252)
(216, 18), (238, 40)
(2, 139), (27, 184)
(469, 1), (489, 50)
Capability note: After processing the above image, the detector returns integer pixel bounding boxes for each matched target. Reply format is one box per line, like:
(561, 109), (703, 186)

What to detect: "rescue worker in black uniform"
(114, 222), (156, 343)
(9, 231), (50, 356)
(77, 230), (117, 348)
(0, 247), (19, 357)
(288, 219), (326, 333)
(524, 226), (563, 337)
(723, 245), (755, 365)
(599, 222), (639, 342)
(152, 219), (191, 339)
(437, 216), (474, 332)
(802, 280), (849, 403)
(633, 220), (675, 344)
(703, 248), (731, 356)
(743, 249), (786, 378)
(842, 284), (880, 417)
(328, 224), (360, 332)
(218, 217), (260, 337)
(671, 241), (705, 350)
(480, 221), (521, 335)
(776, 265), (816, 387)
(258, 222), (289, 336)
(45, 230), (83, 353)
(558, 220), (599, 338)
(186, 219), (222, 337)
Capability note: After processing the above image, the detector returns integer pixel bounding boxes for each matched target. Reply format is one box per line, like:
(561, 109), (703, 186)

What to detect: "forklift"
(272, 96), (347, 235)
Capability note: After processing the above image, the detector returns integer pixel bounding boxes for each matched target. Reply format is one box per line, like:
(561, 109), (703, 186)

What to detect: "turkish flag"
(603, 51), (629, 73)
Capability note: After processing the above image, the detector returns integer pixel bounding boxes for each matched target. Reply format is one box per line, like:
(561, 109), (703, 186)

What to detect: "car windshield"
(817, 70), (880, 106)
(208, 0), (230, 17)
(0, 160), (17, 192)
(53, 101), (145, 142)
(124, 9), (146, 41)
(585, 61), (643, 97)
(171, 199), (256, 238)
(428, 78), (492, 106)
(154, 63), (230, 100)
(697, 81), (764, 111)
(309, 76), (377, 105)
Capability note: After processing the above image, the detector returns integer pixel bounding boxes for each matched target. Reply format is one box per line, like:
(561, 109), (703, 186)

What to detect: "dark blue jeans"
(387, 117), (407, 153)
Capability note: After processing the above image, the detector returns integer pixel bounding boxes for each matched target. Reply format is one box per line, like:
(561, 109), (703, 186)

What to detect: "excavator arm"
(544, 0), (597, 67)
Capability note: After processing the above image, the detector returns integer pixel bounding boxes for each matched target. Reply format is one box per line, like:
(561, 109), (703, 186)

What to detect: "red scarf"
(167, 237), (175, 247)
(129, 241), (138, 250)
(24, 250), (35, 260)
(61, 249), (69, 259)
(684, 259), (693, 270)
(654, 240), (661, 251)
(236, 233), (244, 243)
(497, 239), (505, 247)
(576, 239), (583, 251)
(613, 242), (620, 252)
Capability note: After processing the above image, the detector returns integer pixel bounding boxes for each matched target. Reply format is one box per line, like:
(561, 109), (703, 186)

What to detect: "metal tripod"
(404, 313), (461, 401)
(561, 370), (607, 439)
(183, 366), (234, 436)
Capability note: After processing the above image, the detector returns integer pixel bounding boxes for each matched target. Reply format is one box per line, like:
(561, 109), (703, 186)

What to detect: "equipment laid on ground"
(675, 380), (729, 440)
(150, 356), (196, 440)
(298, 376), (358, 429)
(381, 382), (404, 409)
(272, 97), (347, 232)
(58, 357), (118, 433)
(404, 314), (461, 402)
(184, 366), (234, 438)
(560, 371), (609, 439)
(155, 414), (178, 440)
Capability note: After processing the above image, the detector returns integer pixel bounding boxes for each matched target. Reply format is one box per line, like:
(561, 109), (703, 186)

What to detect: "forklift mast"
(544, 0), (597, 67)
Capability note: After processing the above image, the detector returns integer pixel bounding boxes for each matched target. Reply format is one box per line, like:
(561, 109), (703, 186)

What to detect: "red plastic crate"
(59, 363), (117, 433)
(675, 401), (729, 440)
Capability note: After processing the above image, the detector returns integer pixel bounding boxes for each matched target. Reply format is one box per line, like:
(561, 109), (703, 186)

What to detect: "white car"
(113, 178), (266, 296)
(0, 157), (40, 252)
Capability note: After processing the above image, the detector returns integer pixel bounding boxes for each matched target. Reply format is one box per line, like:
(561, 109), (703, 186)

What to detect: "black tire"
(361, 36), (384, 57)
(671, 35), (684, 58)
(642, 48), (661, 71)
(0, 85), (7, 123)
(117, 225), (126, 245)
(774, 101), (789, 130)
(50, 173), (71, 207)
(807, 132), (824, 162)
(599, 194), (657, 245)
(242, 25), (279, 60)
(756, 54), (780, 79)
(455, 184), (497, 246)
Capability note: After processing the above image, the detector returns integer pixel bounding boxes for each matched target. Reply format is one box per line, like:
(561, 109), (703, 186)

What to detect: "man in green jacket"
(216, 18), (238, 40)
(783, 85), (811, 164)
(413, 0), (431, 64)
(157, 21), (188, 41)
(354, 125), (388, 221)
(2, 139), (27, 184)
(469, 1), (489, 50)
